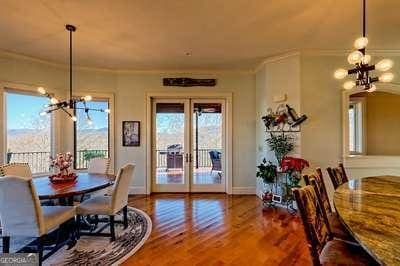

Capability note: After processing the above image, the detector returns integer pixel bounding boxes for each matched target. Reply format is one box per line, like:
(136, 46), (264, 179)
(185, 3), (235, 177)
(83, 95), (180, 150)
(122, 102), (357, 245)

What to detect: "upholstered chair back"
(0, 163), (32, 178)
(88, 157), (111, 174)
(293, 185), (331, 266)
(111, 164), (135, 213)
(0, 176), (44, 237)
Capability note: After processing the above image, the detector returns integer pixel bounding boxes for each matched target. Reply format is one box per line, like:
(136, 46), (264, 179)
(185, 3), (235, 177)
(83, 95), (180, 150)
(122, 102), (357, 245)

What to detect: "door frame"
(145, 91), (233, 194)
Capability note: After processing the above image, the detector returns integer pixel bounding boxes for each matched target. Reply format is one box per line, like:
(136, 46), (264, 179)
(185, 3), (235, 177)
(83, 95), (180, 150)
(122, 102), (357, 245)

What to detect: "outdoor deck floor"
(156, 167), (222, 184)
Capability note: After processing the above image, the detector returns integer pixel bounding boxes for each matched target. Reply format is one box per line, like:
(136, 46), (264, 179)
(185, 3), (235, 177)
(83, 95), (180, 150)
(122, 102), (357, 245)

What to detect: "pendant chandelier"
(38, 24), (110, 123)
(334, 0), (394, 92)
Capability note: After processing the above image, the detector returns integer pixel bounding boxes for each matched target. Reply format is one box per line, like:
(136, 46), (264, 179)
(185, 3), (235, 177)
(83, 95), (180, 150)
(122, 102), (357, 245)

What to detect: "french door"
(152, 98), (225, 192)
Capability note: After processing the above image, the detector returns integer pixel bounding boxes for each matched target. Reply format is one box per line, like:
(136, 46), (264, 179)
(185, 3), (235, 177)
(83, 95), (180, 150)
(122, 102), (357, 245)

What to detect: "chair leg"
(76, 215), (81, 239)
(110, 215), (116, 242)
(2, 236), (10, 253)
(37, 236), (44, 266)
(123, 206), (128, 229)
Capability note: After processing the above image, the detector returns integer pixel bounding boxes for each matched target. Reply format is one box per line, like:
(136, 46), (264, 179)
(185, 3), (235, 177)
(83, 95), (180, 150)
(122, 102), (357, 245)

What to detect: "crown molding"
(0, 50), (254, 75)
(254, 51), (300, 73)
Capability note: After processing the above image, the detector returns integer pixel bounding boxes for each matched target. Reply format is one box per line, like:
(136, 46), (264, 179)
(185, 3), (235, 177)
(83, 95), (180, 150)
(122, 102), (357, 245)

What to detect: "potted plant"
(257, 159), (277, 206)
(280, 156), (309, 188)
(266, 133), (294, 166)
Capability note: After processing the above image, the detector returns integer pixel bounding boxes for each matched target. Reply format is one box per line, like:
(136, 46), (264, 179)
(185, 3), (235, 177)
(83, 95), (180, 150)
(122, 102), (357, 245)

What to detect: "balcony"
(6, 149), (108, 173)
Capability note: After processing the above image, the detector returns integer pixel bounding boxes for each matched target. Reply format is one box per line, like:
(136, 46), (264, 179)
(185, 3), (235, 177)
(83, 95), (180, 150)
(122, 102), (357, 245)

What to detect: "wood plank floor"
(123, 194), (312, 266)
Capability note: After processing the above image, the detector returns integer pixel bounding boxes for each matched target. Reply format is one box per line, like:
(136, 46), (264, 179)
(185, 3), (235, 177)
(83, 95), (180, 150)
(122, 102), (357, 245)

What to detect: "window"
(348, 99), (364, 154)
(5, 90), (53, 174)
(74, 99), (109, 169)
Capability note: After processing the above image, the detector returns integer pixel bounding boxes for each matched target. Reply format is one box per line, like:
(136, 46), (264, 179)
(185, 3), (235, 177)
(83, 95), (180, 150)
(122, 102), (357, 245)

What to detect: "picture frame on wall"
(122, 121), (140, 147)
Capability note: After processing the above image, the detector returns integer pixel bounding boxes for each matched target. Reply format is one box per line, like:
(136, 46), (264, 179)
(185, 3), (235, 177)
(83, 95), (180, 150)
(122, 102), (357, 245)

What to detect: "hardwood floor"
(123, 194), (312, 266)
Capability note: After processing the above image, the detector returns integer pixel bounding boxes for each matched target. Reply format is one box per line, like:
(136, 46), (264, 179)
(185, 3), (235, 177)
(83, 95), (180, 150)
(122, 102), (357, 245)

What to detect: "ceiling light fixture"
(38, 25), (110, 122)
(334, 0), (394, 92)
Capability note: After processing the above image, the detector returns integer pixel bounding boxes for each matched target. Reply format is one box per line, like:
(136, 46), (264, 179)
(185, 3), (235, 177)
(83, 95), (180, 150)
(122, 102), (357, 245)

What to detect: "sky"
(6, 92), (108, 130)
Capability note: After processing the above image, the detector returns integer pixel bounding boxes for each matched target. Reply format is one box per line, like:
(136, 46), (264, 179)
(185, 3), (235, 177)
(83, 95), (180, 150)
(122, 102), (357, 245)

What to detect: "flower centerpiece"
(49, 152), (77, 183)
(280, 156), (309, 188)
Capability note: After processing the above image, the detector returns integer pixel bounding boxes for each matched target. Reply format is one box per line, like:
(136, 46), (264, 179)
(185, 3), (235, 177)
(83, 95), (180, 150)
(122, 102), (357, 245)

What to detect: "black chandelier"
(334, 0), (394, 92)
(38, 24), (109, 124)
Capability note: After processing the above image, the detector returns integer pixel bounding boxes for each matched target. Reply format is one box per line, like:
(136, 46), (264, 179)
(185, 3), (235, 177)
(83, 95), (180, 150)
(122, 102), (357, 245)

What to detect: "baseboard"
(232, 186), (256, 195)
(129, 186), (147, 195)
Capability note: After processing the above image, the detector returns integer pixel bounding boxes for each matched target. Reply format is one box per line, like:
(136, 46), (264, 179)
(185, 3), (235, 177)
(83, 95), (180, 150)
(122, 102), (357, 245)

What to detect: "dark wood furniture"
(293, 185), (377, 266)
(304, 170), (354, 242)
(334, 175), (400, 265)
(34, 172), (114, 204)
(327, 164), (349, 190)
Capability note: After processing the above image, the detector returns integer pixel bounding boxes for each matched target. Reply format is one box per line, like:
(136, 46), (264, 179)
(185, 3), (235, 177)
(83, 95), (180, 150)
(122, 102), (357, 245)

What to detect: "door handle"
(189, 153), (193, 162)
(185, 153), (189, 163)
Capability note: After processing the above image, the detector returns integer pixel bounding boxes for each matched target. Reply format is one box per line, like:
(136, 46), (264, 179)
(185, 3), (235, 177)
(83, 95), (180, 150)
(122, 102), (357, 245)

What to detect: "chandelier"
(334, 0), (394, 92)
(38, 24), (110, 124)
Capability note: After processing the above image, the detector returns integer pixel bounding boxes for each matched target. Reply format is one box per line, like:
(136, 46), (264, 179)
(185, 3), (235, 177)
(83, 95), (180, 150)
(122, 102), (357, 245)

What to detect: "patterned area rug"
(44, 207), (151, 266)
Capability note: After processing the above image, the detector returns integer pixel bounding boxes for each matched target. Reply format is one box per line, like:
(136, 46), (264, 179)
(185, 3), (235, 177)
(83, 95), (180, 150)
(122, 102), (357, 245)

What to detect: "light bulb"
(375, 59), (394, 71)
(37, 87), (47, 95)
(354, 37), (369, 49)
(71, 116), (77, 122)
(50, 97), (59, 104)
(104, 108), (111, 113)
(347, 51), (363, 65)
(334, 68), (348, 79)
(83, 95), (92, 101)
(379, 73), (394, 83)
(367, 84), (377, 93)
(343, 81), (356, 90)
(361, 54), (371, 64)
(39, 111), (47, 116)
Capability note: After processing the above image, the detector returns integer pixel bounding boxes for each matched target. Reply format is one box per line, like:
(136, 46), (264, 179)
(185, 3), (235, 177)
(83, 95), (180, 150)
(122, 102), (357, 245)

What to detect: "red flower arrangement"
(280, 156), (309, 187)
(49, 152), (77, 183)
(280, 156), (309, 173)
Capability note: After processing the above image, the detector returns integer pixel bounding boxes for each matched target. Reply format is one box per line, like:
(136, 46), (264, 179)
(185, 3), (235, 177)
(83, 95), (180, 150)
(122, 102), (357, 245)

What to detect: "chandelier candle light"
(38, 25), (110, 123)
(334, 0), (394, 92)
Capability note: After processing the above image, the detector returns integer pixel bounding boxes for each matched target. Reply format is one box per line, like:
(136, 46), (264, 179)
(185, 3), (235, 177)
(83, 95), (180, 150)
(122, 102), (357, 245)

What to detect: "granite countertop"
(334, 175), (400, 265)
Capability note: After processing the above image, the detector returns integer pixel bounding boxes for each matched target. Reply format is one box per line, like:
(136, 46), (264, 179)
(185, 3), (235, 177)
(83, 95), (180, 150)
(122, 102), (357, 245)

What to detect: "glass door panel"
(152, 99), (189, 192)
(191, 100), (225, 192)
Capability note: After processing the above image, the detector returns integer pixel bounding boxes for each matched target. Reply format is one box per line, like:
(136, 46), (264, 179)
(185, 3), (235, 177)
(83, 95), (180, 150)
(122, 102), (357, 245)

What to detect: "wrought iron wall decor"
(261, 104), (307, 133)
(163, 78), (216, 87)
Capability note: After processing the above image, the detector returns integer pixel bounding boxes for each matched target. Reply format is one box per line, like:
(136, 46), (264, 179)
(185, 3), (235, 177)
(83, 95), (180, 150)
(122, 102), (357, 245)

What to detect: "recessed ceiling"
(0, 0), (398, 71)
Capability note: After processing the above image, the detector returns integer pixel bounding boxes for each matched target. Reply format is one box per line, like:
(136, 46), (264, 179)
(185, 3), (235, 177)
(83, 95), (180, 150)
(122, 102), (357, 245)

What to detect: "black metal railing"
(156, 148), (221, 168)
(7, 151), (51, 174)
(75, 149), (109, 169)
(6, 149), (108, 173)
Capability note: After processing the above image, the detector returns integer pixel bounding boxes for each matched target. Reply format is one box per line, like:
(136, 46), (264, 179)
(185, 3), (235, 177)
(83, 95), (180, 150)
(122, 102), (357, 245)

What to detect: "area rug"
(42, 207), (151, 266)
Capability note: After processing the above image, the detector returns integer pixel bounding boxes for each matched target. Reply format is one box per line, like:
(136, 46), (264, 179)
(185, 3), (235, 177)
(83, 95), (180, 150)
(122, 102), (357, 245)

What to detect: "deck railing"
(156, 148), (221, 168)
(6, 149), (108, 173)
(7, 151), (51, 173)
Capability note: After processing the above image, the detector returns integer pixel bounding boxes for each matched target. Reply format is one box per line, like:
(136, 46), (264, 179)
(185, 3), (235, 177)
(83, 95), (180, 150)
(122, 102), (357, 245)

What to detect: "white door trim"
(145, 91), (233, 194)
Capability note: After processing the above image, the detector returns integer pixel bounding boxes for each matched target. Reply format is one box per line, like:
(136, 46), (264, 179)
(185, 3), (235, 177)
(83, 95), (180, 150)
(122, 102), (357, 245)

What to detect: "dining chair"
(293, 185), (377, 266)
(76, 163), (135, 241)
(88, 157), (111, 174)
(0, 176), (76, 265)
(306, 175), (355, 242)
(0, 163), (32, 178)
(327, 164), (349, 190)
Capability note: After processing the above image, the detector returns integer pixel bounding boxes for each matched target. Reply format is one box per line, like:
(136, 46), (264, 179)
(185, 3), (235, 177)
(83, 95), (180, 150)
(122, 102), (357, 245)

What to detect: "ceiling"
(0, 0), (399, 71)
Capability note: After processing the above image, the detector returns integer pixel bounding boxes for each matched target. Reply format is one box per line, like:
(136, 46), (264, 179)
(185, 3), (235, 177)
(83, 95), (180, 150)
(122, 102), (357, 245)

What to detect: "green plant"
(83, 150), (104, 161)
(266, 133), (294, 165)
(256, 159), (277, 184)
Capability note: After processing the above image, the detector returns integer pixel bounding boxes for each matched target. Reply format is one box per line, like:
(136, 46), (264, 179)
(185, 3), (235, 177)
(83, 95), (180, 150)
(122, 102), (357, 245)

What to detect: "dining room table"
(34, 172), (114, 205)
(334, 175), (400, 266)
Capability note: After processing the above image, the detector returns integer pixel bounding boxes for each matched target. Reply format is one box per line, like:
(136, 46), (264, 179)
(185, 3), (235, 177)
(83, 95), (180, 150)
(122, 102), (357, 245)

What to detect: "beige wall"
(0, 52), (256, 193)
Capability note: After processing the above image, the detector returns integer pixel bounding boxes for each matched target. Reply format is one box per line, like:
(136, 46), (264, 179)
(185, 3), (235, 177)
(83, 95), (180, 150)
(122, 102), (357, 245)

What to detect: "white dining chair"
(0, 176), (76, 264)
(87, 157), (110, 174)
(0, 163), (32, 178)
(76, 163), (135, 241)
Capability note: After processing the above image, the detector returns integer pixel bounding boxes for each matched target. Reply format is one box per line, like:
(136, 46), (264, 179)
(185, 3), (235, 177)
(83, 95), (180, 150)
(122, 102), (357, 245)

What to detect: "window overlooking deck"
(5, 90), (53, 174)
(74, 99), (109, 169)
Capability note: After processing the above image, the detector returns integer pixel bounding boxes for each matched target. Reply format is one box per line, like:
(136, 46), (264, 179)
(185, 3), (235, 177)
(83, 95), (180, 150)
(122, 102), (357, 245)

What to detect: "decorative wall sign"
(122, 121), (140, 147)
(163, 78), (217, 87)
(261, 104), (307, 133)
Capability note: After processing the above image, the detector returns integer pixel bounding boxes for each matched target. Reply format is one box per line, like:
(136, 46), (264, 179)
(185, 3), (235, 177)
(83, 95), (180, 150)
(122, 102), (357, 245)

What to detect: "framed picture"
(272, 194), (282, 204)
(122, 121), (140, 146)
